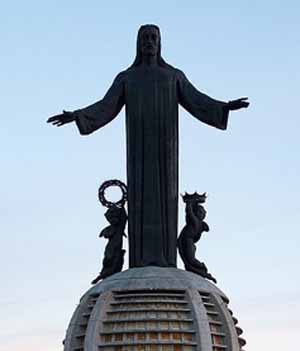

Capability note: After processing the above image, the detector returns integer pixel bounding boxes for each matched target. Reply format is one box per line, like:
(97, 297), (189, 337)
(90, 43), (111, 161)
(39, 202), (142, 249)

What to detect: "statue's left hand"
(227, 97), (249, 111)
(47, 110), (75, 127)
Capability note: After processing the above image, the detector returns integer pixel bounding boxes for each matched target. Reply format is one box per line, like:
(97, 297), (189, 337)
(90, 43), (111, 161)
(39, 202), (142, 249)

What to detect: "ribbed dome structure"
(63, 267), (246, 351)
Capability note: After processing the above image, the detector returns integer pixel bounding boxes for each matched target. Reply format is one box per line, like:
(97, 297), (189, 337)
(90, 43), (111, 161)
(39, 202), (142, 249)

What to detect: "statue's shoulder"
(173, 68), (187, 80)
(160, 65), (180, 77)
(154, 66), (185, 83)
(114, 70), (128, 83)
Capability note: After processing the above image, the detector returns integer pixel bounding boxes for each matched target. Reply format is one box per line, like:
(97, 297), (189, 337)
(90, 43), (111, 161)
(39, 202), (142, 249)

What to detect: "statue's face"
(140, 27), (160, 57)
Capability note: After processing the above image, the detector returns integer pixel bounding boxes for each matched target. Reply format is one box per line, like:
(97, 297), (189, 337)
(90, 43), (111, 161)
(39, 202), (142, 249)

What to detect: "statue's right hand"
(47, 110), (75, 127)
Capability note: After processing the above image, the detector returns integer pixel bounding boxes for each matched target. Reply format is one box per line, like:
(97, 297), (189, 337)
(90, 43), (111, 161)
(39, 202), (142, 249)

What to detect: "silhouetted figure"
(48, 25), (249, 269)
(91, 206), (127, 284)
(178, 193), (217, 283)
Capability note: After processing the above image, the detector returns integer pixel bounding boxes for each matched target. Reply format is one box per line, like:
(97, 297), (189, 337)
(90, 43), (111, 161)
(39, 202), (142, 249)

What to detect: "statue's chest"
(126, 69), (176, 92)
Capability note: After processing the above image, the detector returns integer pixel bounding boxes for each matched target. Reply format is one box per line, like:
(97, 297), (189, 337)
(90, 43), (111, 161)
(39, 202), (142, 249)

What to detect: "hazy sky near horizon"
(1, 1), (300, 350)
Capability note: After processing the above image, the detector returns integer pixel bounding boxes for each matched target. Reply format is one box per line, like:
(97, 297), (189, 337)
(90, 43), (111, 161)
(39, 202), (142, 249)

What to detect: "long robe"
(74, 65), (228, 268)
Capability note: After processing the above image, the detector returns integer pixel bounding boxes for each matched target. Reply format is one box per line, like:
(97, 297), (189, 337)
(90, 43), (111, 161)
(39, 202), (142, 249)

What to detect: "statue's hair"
(129, 24), (173, 69)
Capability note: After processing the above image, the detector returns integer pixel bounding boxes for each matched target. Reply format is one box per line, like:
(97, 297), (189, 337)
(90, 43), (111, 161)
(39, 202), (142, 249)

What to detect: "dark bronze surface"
(47, 25), (249, 269)
(178, 193), (217, 283)
(91, 205), (127, 284)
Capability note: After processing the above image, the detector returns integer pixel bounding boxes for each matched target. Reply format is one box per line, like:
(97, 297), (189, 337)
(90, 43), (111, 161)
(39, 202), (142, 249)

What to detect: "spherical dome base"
(63, 267), (246, 351)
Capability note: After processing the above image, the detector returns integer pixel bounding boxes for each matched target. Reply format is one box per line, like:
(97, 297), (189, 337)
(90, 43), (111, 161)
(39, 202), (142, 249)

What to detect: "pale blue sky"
(1, 1), (300, 350)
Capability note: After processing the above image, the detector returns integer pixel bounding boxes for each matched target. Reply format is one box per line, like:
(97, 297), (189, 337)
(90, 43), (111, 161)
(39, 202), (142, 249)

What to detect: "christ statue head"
(139, 25), (160, 57)
(130, 24), (172, 68)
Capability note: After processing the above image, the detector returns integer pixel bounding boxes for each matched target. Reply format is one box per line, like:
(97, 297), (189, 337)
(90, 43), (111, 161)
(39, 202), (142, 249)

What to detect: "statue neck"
(141, 55), (158, 66)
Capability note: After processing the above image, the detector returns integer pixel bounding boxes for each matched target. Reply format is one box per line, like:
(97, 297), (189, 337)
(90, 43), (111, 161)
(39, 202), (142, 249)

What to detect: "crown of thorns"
(98, 179), (128, 208)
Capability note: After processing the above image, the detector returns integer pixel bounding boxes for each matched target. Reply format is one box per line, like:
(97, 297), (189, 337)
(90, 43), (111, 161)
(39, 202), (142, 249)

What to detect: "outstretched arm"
(177, 70), (249, 130)
(47, 72), (126, 135)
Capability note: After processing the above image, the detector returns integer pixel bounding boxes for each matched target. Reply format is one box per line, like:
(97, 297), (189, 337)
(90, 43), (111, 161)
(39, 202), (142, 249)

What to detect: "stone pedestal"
(63, 267), (246, 351)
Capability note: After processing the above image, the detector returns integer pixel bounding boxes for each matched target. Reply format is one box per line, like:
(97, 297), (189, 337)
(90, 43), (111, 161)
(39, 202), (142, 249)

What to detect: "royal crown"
(182, 192), (207, 203)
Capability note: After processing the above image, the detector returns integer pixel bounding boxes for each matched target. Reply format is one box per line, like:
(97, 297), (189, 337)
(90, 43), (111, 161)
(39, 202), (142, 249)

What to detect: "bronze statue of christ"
(48, 25), (249, 268)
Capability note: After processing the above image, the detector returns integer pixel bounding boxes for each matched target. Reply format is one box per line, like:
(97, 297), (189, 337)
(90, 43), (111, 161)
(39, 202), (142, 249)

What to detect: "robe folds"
(74, 65), (228, 268)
